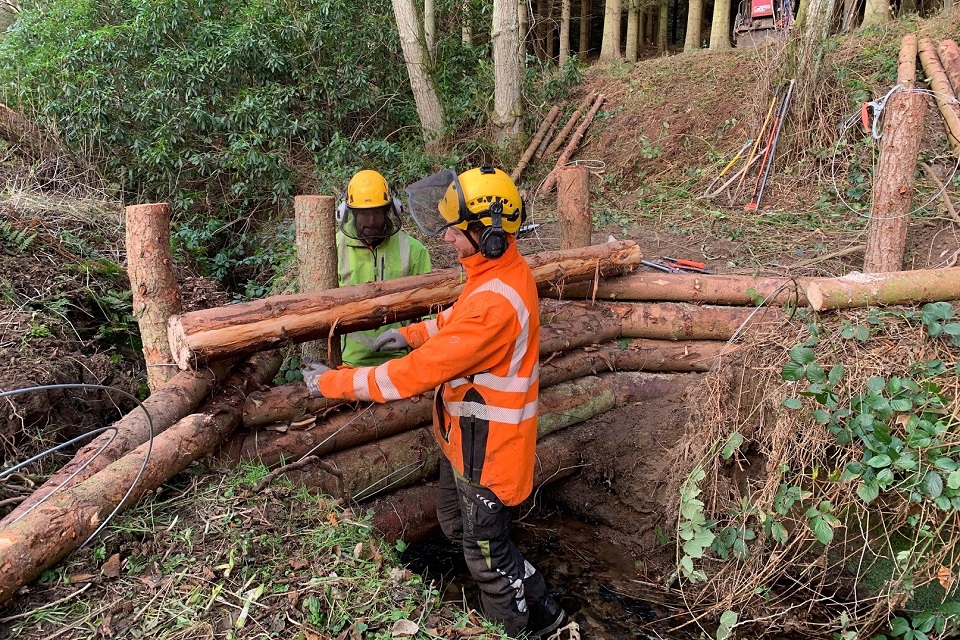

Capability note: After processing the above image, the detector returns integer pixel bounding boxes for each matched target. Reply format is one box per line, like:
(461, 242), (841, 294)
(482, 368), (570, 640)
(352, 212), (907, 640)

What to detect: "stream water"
(402, 510), (703, 639)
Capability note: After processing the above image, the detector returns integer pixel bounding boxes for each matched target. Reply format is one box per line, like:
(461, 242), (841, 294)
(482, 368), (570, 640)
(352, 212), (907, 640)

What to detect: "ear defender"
(336, 200), (348, 224)
(479, 201), (507, 259)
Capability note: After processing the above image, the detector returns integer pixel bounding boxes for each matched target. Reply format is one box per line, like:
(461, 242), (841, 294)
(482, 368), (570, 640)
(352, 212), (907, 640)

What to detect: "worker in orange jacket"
(302, 166), (567, 638)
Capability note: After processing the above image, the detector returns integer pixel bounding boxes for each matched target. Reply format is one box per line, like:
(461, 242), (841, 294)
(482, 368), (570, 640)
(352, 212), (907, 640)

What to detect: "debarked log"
(547, 272), (811, 306)
(0, 352), (281, 606)
(271, 372), (696, 501)
(168, 241), (642, 369)
(0, 361), (234, 529)
(804, 267), (960, 310)
(243, 309), (626, 429)
(370, 435), (581, 544)
(230, 340), (718, 464)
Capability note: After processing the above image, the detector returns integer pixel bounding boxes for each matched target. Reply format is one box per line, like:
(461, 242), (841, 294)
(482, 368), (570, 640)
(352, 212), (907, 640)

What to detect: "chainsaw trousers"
(437, 459), (547, 636)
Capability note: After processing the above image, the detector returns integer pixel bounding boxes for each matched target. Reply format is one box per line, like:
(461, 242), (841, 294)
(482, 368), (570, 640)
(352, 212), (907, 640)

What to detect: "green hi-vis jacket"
(337, 228), (432, 367)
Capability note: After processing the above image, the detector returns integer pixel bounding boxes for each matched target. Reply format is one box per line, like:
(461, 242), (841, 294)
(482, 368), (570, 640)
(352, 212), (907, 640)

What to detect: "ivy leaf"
(890, 617), (911, 636)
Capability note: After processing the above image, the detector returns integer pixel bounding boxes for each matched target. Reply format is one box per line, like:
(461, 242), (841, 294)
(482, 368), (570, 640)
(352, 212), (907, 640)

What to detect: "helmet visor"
(404, 169), (465, 237)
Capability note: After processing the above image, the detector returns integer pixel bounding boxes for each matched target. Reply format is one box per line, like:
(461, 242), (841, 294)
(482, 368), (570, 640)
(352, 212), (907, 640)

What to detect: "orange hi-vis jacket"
(318, 237), (540, 506)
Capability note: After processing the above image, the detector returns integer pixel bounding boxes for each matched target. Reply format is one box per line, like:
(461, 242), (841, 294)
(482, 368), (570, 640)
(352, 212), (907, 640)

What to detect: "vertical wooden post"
(557, 165), (592, 249)
(294, 195), (341, 365)
(125, 202), (181, 391)
(863, 38), (925, 273)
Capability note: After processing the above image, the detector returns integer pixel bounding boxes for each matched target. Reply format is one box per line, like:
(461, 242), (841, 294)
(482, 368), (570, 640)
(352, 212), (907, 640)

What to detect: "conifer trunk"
(600, 0), (623, 59)
(493, 0), (523, 140)
(391, 0), (445, 147)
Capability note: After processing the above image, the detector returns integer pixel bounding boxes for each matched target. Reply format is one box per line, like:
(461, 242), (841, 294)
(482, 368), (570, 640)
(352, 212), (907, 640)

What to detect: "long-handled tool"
(703, 138), (753, 196)
(745, 78), (795, 211)
(736, 89), (780, 196)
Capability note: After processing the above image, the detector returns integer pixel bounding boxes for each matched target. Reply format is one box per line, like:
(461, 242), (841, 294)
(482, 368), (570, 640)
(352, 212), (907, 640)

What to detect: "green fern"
(0, 219), (37, 252)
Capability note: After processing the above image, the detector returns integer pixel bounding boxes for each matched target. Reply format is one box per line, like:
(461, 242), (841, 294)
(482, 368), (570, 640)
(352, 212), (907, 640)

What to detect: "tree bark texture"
(805, 267), (960, 311)
(559, 0), (572, 65)
(493, 0), (523, 141)
(294, 195), (340, 364)
(0, 362), (233, 528)
(125, 203), (183, 392)
(541, 93), (605, 192)
(600, 0), (623, 60)
(862, 86), (926, 273)
(861, 0), (891, 27)
(657, 0), (668, 53)
(938, 40), (960, 97)
(544, 272), (810, 306)
(512, 106), (561, 182)
(557, 165), (592, 248)
(918, 38), (960, 157)
(898, 33), (918, 87)
(545, 91), (596, 156)
(424, 0), (437, 60)
(0, 352), (281, 605)
(709, 0), (731, 50)
(579, 0), (589, 58)
(626, 0), (640, 61)
(535, 116), (560, 159)
(391, 0), (445, 146)
(684, 0), (702, 50)
(168, 241), (642, 368)
(370, 434), (579, 543)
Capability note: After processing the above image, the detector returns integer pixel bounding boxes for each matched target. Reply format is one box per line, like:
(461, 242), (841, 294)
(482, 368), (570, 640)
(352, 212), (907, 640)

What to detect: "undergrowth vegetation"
(2, 463), (504, 639)
(672, 301), (960, 639)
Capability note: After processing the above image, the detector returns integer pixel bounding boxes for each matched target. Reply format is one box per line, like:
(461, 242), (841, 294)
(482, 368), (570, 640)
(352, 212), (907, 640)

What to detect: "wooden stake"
(294, 195), (340, 365)
(124, 203), (182, 391)
(557, 165), (592, 248)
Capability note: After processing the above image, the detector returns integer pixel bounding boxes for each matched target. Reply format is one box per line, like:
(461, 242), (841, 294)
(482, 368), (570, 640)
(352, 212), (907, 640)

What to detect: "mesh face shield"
(338, 204), (402, 245)
(404, 169), (466, 237)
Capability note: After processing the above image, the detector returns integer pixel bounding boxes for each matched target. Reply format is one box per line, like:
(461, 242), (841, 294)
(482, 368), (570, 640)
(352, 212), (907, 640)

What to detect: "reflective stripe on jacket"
(336, 229), (432, 367)
(320, 237), (539, 506)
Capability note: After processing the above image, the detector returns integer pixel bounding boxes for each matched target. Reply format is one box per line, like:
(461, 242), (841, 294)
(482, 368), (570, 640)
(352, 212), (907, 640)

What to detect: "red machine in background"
(733, 0), (793, 47)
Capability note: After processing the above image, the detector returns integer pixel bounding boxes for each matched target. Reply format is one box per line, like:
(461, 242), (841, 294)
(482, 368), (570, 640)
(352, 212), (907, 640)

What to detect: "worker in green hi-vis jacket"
(336, 169), (432, 367)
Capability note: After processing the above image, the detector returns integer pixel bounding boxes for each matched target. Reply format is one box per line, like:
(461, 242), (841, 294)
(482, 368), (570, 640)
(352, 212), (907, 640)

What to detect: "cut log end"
(168, 315), (193, 370)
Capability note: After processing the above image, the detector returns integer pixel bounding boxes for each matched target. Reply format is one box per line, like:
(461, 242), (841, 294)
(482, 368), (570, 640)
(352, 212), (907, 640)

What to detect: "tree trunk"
(545, 0), (556, 60)
(493, 0), (524, 141)
(684, 0), (702, 50)
(545, 91), (596, 156)
(424, 0), (437, 60)
(862, 80), (926, 272)
(579, 0), (590, 58)
(899, 33), (918, 87)
(541, 93), (605, 192)
(709, 0), (731, 50)
(615, 301), (782, 340)
(463, 0), (474, 44)
(805, 267), (960, 311)
(370, 435), (580, 543)
(0, 352), (281, 606)
(512, 106), (561, 182)
(861, 0), (891, 27)
(626, 0), (639, 61)
(168, 241), (642, 368)
(657, 0), (669, 52)
(938, 40), (960, 97)
(557, 165), (592, 248)
(918, 38), (960, 157)
(600, 0), (623, 59)
(391, 0), (445, 147)
(0, 362), (233, 528)
(535, 116), (560, 158)
(294, 195), (340, 364)
(559, 0), (572, 65)
(545, 271), (810, 306)
(519, 0), (529, 60)
(125, 203), (182, 391)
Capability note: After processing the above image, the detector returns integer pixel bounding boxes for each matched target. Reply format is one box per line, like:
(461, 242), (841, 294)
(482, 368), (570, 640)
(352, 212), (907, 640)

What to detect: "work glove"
(300, 357), (331, 398)
(371, 329), (409, 352)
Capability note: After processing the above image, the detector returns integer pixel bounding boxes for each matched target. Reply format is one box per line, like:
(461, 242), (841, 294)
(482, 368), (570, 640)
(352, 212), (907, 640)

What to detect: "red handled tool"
(660, 256), (715, 274)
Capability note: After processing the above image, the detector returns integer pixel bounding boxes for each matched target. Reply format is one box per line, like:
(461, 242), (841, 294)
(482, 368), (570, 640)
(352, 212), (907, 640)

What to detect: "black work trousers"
(436, 458), (547, 636)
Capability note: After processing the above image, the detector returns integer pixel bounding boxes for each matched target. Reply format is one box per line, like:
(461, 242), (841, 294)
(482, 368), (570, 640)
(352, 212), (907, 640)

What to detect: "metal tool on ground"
(661, 256), (716, 274)
(641, 259), (682, 273)
(704, 138), (754, 196)
(745, 78), (795, 212)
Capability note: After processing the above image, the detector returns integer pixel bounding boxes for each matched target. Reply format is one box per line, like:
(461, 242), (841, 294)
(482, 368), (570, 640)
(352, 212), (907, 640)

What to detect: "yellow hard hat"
(438, 166), (524, 234)
(347, 170), (390, 209)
